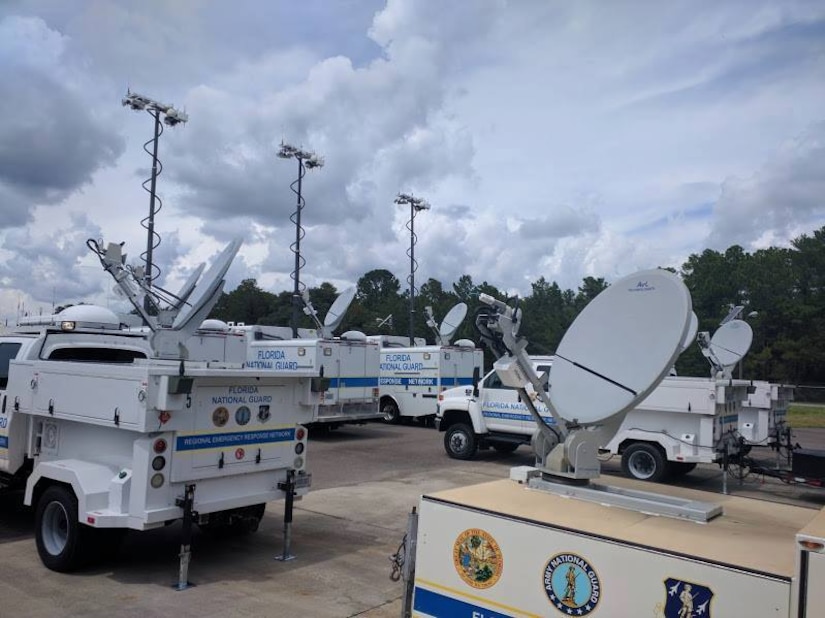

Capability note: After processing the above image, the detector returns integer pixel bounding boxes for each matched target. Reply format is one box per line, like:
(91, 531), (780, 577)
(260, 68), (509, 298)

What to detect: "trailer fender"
(608, 431), (683, 461)
(25, 459), (118, 520)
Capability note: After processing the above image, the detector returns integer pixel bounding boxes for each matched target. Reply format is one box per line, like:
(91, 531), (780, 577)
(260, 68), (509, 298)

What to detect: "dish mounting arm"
(479, 294), (626, 482)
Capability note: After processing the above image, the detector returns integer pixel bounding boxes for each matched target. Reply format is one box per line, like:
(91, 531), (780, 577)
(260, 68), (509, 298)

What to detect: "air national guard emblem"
(664, 578), (713, 618)
(452, 529), (503, 589)
(543, 552), (601, 615)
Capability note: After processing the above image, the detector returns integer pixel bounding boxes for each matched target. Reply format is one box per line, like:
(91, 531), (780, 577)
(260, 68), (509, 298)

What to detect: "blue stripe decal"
(413, 587), (514, 618)
(379, 377), (474, 387)
(175, 428), (295, 452)
(482, 411), (557, 425)
(721, 414), (739, 424)
(326, 377), (379, 388)
(0, 435), (7, 448)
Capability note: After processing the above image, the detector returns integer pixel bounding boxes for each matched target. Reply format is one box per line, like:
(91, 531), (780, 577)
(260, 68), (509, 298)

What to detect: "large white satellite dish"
(680, 311), (699, 353)
(548, 270), (691, 425)
(323, 286), (356, 335)
(709, 319), (752, 368)
(172, 238), (242, 331)
(438, 302), (467, 344)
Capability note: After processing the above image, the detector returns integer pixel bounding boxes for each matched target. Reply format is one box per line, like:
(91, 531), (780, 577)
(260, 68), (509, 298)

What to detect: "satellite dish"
(438, 303), (468, 344)
(680, 311), (699, 352)
(173, 263), (206, 309)
(709, 319), (753, 368)
(548, 270), (691, 425)
(172, 238), (242, 331)
(323, 287), (356, 334)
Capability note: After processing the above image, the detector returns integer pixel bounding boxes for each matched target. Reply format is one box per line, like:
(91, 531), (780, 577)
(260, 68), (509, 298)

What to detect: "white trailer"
(738, 380), (795, 446)
(377, 342), (483, 424)
(0, 307), (312, 572)
(411, 476), (825, 617)
(400, 272), (825, 618)
(187, 321), (382, 427)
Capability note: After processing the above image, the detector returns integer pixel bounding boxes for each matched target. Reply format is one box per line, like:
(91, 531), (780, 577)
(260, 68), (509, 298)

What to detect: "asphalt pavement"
(1, 422), (823, 618)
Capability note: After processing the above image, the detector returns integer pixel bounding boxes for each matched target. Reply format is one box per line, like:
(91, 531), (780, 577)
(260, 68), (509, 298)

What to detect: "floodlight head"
(163, 108), (188, 126)
(305, 154), (324, 169)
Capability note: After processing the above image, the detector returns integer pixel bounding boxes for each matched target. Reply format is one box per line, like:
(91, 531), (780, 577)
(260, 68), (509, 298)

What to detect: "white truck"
(401, 273), (825, 618)
(436, 358), (754, 482)
(376, 340), (483, 424)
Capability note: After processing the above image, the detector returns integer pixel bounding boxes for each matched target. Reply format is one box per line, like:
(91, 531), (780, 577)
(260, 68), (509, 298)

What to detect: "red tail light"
(153, 438), (168, 454)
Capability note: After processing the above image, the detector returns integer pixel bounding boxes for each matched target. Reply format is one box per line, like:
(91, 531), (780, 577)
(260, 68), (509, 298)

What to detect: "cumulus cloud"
(0, 0), (823, 322)
(707, 122), (825, 250)
(0, 16), (124, 228)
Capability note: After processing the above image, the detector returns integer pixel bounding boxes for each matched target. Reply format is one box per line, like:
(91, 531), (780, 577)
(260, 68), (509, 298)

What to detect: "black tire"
(35, 485), (91, 572)
(492, 442), (519, 454)
(670, 462), (697, 477)
(382, 401), (401, 424)
(621, 443), (670, 482)
(444, 423), (478, 460)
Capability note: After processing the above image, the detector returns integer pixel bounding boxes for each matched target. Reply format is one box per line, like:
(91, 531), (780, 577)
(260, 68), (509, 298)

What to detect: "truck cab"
(435, 356), (554, 458)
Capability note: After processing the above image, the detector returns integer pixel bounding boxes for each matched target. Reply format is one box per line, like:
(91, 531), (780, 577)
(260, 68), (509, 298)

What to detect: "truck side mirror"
(472, 367), (480, 398)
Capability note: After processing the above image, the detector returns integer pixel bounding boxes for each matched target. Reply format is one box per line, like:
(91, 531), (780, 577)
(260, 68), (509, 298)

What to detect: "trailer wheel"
(444, 423), (478, 460)
(35, 485), (90, 572)
(382, 401), (401, 424)
(621, 443), (669, 482)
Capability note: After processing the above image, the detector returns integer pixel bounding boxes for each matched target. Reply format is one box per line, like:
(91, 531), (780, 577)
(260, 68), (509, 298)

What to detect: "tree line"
(209, 226), (825, 391)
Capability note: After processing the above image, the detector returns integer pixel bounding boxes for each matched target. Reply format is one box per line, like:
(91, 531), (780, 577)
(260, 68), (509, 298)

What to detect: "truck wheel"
(492, 443), (519, 454)
(35, 485), (90, 572)
(382, 401), (401, 424)
(621, 443), (669, 482)
(444, 423), (478, 460)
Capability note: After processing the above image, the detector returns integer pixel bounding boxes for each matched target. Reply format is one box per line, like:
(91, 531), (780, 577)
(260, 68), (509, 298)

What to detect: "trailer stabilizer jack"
(173, 484), (197, 591)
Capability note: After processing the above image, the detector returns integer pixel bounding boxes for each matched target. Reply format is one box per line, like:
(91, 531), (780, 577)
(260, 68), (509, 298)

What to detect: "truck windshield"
(0, 342), (22, 389)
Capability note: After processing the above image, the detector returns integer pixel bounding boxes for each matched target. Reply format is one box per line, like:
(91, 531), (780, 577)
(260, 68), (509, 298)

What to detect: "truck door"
(479, 370), (526, 434)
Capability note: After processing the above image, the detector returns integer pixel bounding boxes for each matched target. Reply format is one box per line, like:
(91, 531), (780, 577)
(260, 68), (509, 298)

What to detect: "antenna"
(88, 237), (243, 359)
(699, 319), (753, 378)
(482, 269), (691, 482)
(395, 192), (431, 345)
(322, 287), (356, 338)
(436, 302), (468, 345)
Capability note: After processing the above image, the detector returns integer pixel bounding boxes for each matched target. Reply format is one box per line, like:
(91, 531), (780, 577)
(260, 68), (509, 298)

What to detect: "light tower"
(395, 193), (431, 345)
(122, 90), (188, 309)
(278, 142), (324, 337)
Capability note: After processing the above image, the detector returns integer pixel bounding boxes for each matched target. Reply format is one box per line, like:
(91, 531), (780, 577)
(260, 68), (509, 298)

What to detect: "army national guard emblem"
(664, 578), (713, 618)
(543, 552), (601, 615)
(452, 529), (503, 589)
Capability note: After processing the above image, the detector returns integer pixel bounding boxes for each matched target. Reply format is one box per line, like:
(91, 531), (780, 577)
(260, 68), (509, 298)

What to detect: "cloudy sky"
(1, 0), (823, 323)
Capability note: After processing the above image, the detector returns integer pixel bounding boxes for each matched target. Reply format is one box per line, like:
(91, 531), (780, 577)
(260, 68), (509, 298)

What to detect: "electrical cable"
(289, 158), (307, 298)
(140, 109), (164, 287)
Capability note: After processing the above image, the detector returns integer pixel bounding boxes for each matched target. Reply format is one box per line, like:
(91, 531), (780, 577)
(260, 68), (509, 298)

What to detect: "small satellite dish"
(173, 263), (206, 309)
(438, 303), (467, 344)
(172, 238), (242, 331)
(680, 311), (699, 352)
(548, 270), (691, 425)
(323, 287), (356, 334)
(709, 319), (753, 368)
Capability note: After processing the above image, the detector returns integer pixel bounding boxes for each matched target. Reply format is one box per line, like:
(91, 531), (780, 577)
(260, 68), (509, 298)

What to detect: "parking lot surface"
(2, 422), (823, 617)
